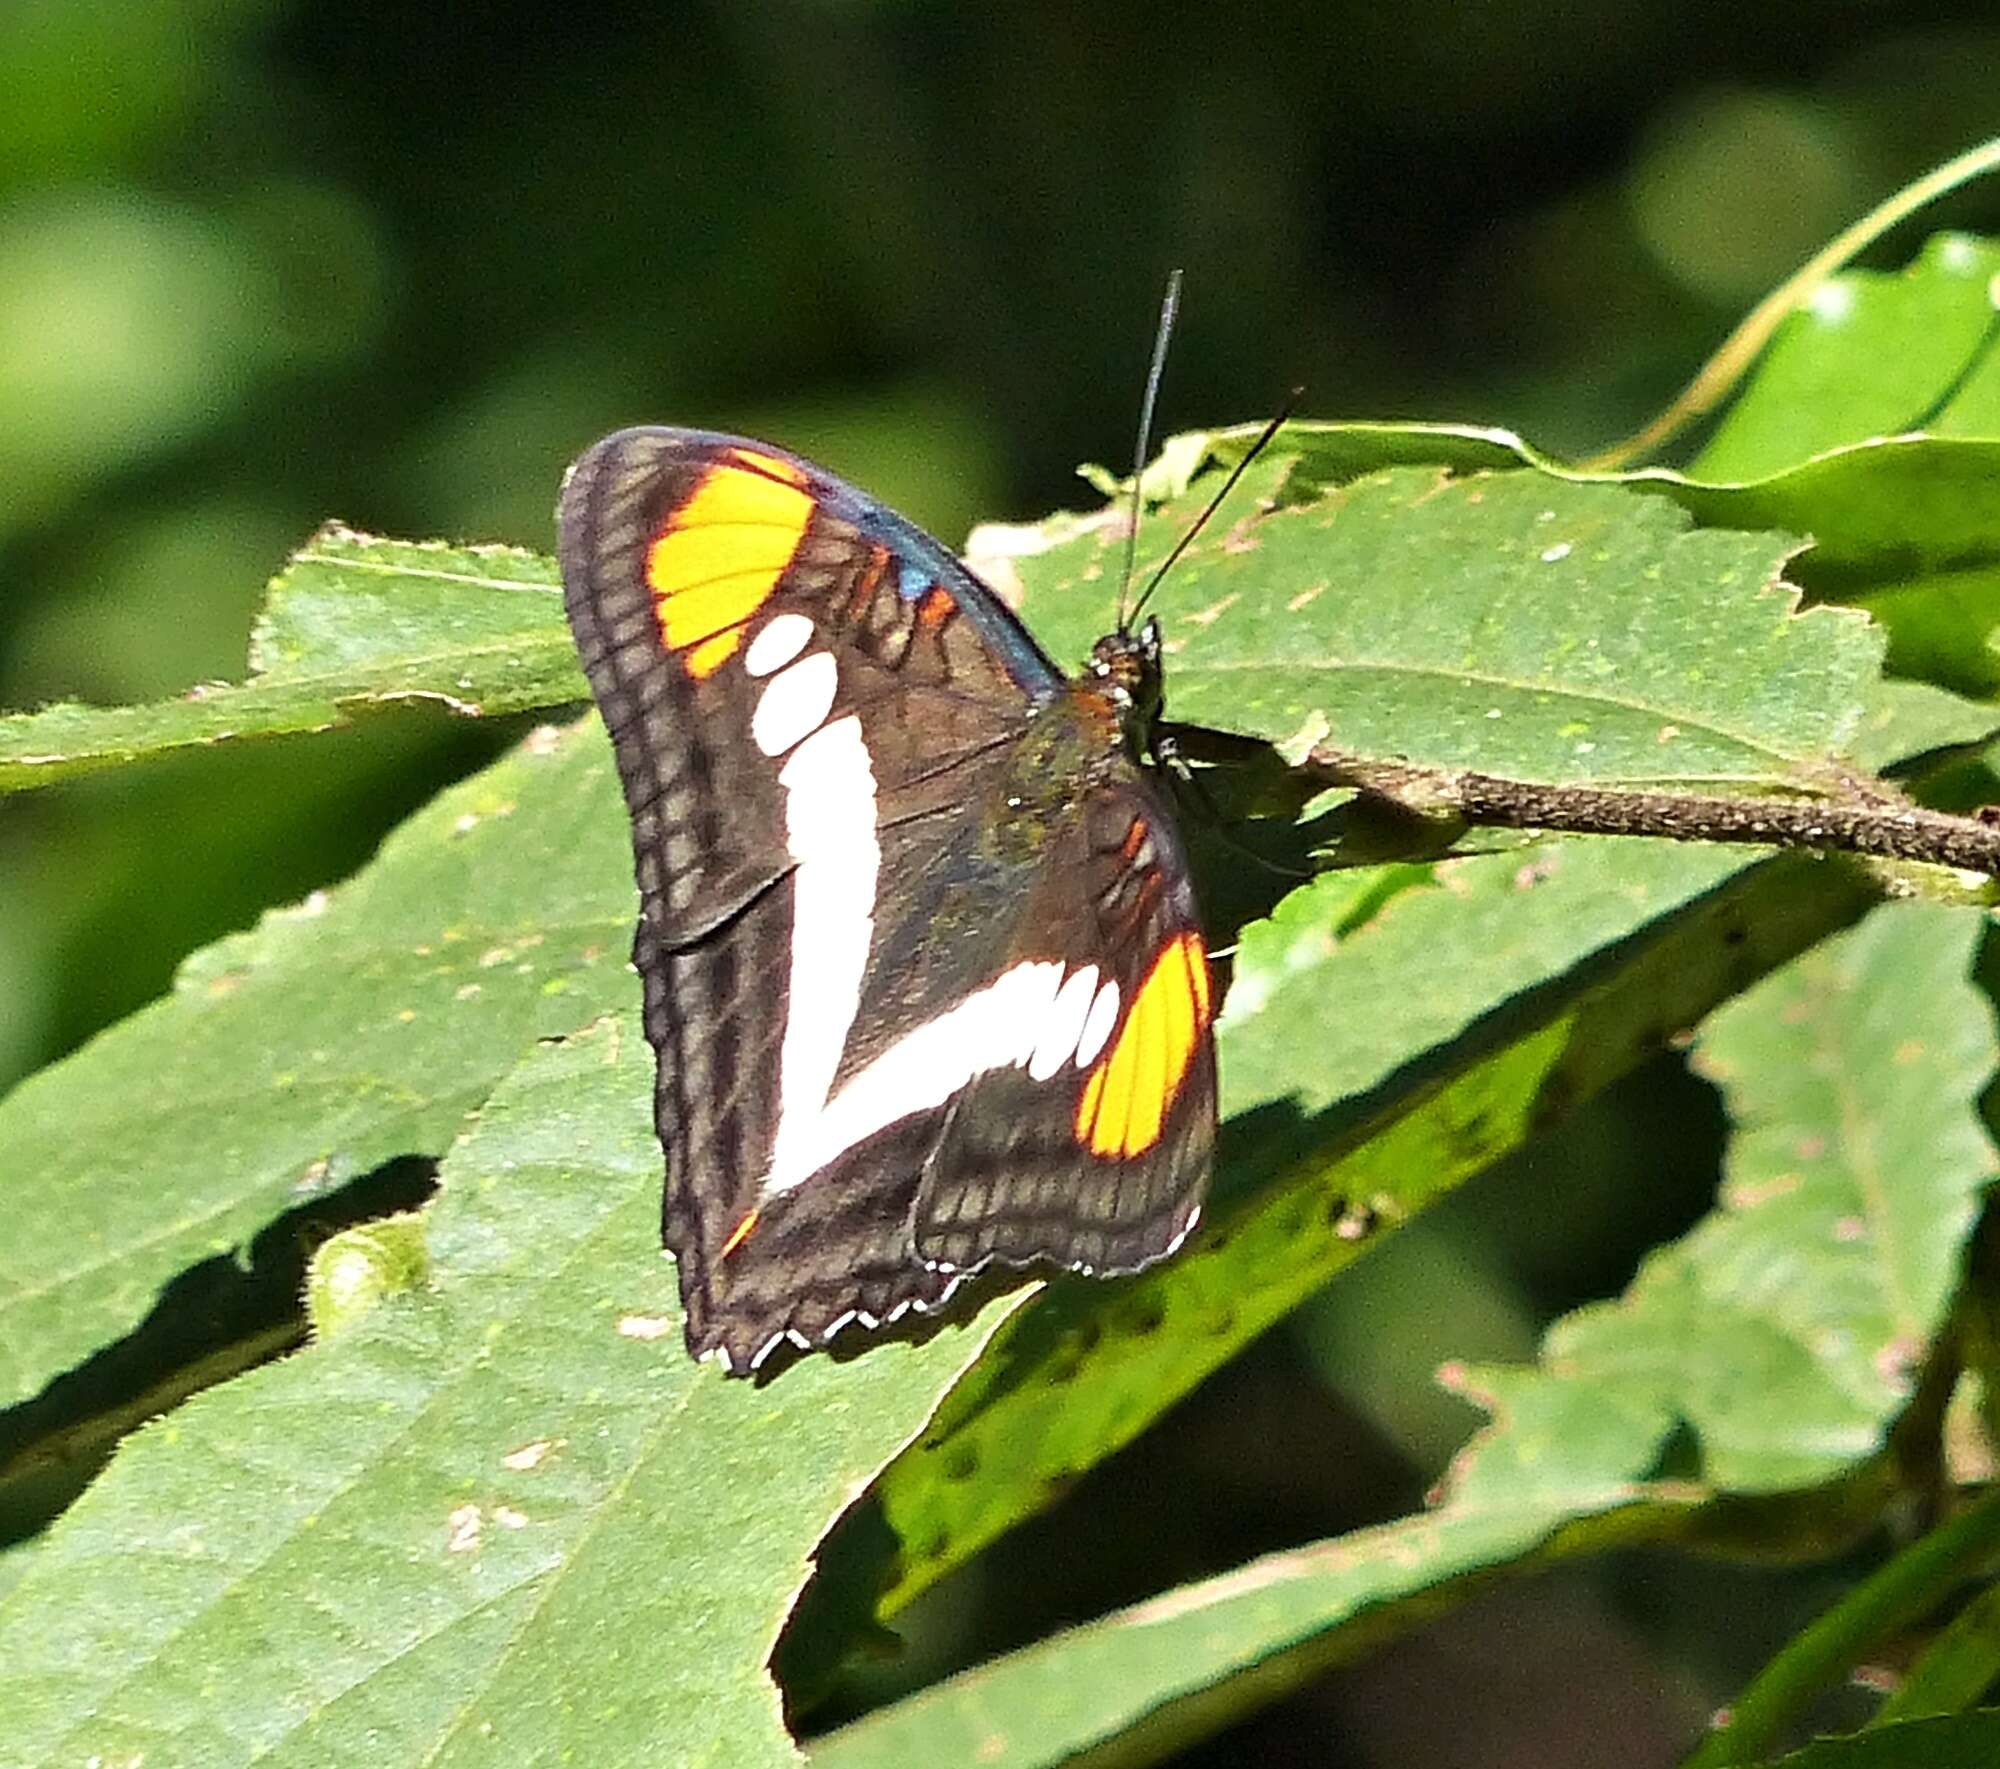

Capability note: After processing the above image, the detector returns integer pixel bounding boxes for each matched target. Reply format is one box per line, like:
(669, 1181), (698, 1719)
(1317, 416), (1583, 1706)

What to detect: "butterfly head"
(1089, 615), (1165, 735)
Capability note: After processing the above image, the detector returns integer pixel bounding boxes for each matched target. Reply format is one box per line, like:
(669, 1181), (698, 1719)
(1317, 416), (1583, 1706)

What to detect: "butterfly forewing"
(561, 429), (1047, 940)
(558, 427), (1217, 1374)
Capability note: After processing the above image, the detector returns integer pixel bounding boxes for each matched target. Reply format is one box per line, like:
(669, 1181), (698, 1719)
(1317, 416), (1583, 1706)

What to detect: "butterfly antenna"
(1117, 268), (1184, 632)
(1126, 388), (1302, 630)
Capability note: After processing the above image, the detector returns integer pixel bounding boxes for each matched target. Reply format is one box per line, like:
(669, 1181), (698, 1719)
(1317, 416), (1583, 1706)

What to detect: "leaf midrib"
(287, 548), (558, 597)
(0, 631), (584, 771)
(1175, 655), (1827, 764)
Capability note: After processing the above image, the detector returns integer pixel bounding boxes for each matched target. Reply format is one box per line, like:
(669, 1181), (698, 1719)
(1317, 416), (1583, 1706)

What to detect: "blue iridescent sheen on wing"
(642, 428), (1065, 704)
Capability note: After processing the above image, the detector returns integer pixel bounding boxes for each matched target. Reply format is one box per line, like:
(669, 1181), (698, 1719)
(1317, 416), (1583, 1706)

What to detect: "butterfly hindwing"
(663, 772), (1215, 1372)
(912, 775), (1214, 1276)
(558, 426), (1217, 1374)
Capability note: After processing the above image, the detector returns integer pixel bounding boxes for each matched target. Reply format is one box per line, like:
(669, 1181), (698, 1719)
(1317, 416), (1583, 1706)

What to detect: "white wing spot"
(744, 611), (815, 677)
(1075, 978), (1122, 1068)
(765, 716), (880, 1186)
(1029, 963), (1100, 1080)
(752, 650), (839, 756)
(763, 959), (1065, 1195)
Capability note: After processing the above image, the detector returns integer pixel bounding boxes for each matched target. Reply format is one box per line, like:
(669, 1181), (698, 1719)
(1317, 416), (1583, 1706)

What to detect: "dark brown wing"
(911, 770), (1216, 1278)
(559, 427), (1079, 1372)
(558, 427), (1056, 941)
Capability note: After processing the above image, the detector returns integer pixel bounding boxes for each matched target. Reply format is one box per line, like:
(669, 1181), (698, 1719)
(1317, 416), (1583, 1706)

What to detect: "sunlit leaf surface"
(0, 1021), (1022, 1769)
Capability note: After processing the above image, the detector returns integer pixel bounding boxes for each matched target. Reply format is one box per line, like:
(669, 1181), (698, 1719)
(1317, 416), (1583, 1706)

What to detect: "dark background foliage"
(4, 5), (1997, 1762)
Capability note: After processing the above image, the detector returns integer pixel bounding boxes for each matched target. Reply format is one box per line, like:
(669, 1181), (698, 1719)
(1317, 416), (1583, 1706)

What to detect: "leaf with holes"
(1578, 898), (1999, 1489)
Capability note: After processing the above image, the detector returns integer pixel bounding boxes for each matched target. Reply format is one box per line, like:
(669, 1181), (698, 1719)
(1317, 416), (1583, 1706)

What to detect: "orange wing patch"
(1075, 932), (1211, 1158)
(645, 452), (814, 679)
(719, 1206), (762, 1257)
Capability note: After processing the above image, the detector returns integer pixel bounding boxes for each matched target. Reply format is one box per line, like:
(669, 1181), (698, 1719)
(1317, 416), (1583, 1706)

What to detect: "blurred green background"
(3, 4), (1998, 1762)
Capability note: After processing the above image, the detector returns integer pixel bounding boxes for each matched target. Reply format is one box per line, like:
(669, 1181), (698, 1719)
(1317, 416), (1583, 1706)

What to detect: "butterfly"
(558, 427), (1216, 1374)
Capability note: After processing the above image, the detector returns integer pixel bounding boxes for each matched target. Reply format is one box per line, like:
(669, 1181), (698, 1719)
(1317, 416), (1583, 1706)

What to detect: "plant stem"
(1872, 1578), (2000, 1723)
(1680, 1485), (2000, 1768)
(1308, 747), (2000, 883)
(1581, 137), (2000, 471)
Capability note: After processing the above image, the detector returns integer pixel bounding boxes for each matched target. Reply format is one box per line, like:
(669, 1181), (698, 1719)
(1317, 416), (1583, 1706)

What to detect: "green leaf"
(1762, 1714), (2000, 1768)
(1846, 678), (2000, 772)
(812, 1487), (1666, 1769)
(823, 902), (1996, 1769)
(1175, 414), (2000, 584)
(0, 1019), (1022, 1769)
(1554, 898), (1998, 1490)
(0, 526), (581, 794)
(1686, 1487), (2000, 1769)
(1662, 233), (2000, 704)
(1125, 242), (2000, 712)
(1857, 565), (2000, 703)
(0, 719), (632, 1410)
(1017, 459), (1875, 789)
(1875, 1580), (2000, 1724)
(822, 1325), (1710, 1769)
(1665, 437), (2000, 585)
(1693, 234), (2000, 483)
(873, 842), (1879, 1612)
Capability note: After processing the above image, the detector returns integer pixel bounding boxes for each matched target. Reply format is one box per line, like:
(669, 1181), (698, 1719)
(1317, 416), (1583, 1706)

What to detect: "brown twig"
(1307, 746), (2000, 878)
